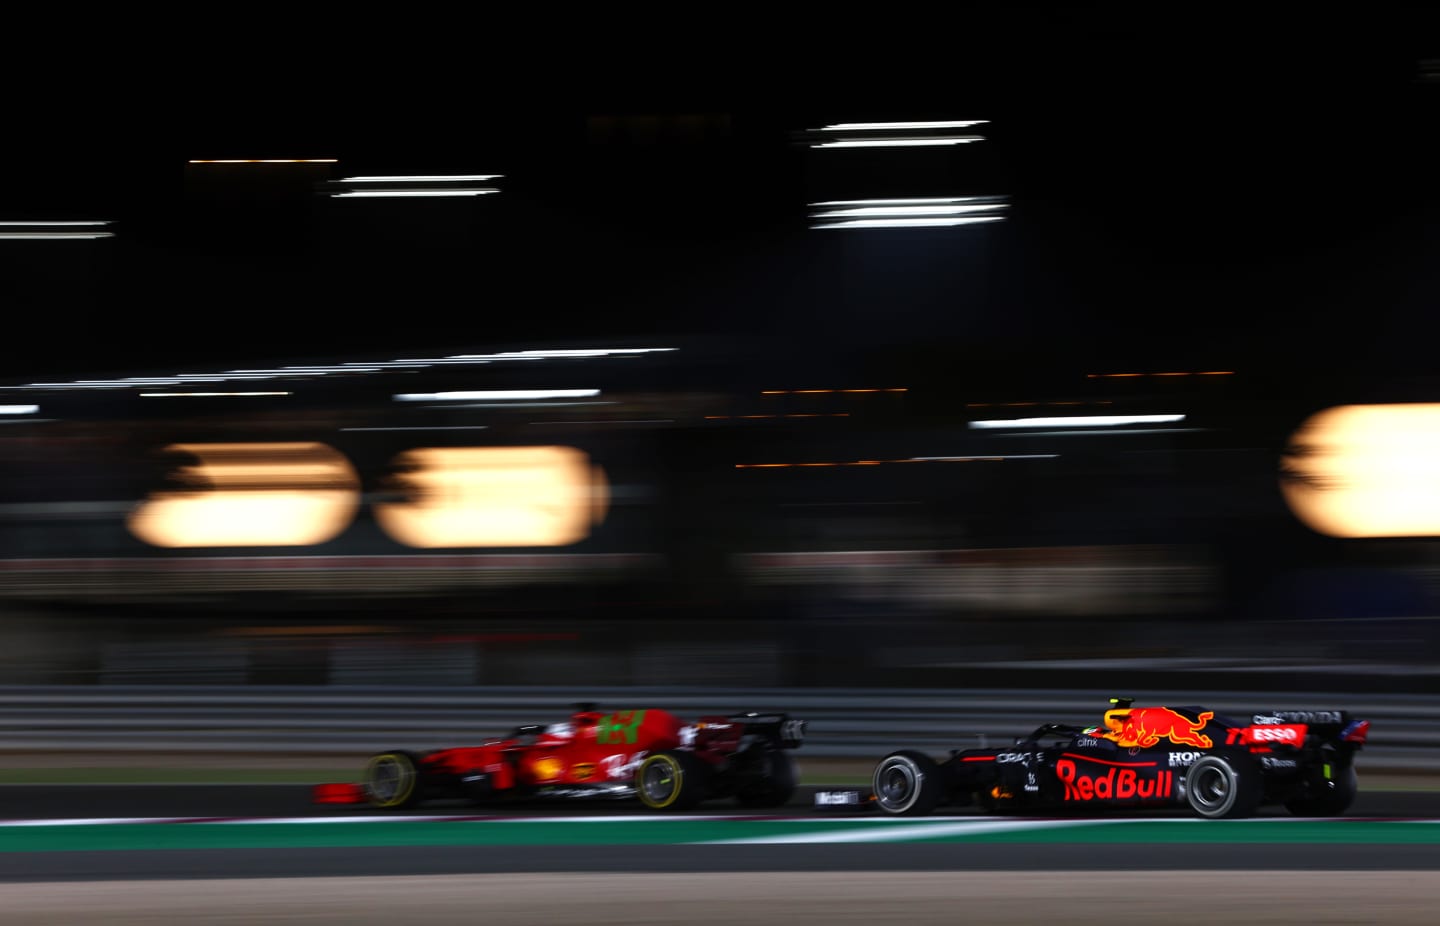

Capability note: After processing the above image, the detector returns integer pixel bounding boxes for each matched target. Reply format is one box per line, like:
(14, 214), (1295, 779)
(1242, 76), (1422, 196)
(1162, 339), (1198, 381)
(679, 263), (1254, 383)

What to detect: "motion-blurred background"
(3, 9), (1439, 710)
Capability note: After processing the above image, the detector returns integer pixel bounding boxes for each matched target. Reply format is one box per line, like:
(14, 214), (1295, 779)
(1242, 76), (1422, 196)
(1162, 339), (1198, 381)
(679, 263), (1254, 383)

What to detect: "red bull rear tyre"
(1184, 749), (1262, 819)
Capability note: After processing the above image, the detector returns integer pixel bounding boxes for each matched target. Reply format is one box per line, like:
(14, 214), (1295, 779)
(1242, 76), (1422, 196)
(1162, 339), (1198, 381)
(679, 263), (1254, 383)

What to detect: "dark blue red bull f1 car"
(861, 698), (1370, 819)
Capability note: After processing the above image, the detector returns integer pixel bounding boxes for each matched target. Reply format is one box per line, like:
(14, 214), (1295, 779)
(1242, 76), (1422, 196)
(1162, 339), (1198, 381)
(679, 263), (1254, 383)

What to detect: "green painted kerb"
(3, 819), (1440, 853)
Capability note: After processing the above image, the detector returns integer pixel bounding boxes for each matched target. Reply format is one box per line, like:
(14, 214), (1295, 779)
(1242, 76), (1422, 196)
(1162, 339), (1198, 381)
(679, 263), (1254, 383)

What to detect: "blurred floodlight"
(394, 389), (600, 402)
(139, 391), (292, 398)
(0, 405), (38, 414)
(449, 348), (676, 360)
(341, 175), (503, 182)
(0, 221), (113, 240)
(127, 443), (361, 547)
(820, 121), (989, 131)
(809, 196), (1007, 230)
(808, 119), (988, 148)
(970, 415), (1186, 429)
(332, 190), (498, 198)
(321, 174), (503, 198)
(812, 198), (999, 206)
(813, 138), (983, 148)
(5, 348), (674, 392)
(374, 446), (608, 547)
(813, 205), (1006, 217)
(815, 217), (1004, 229)
(1282, 403), (1440, 537)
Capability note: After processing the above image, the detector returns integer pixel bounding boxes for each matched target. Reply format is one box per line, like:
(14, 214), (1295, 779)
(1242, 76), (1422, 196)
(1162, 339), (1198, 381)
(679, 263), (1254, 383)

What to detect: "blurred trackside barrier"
(0, 686), (1431, 773)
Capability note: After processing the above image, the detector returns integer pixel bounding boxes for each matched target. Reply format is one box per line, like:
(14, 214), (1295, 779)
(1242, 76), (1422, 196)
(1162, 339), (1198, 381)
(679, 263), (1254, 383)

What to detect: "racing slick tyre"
(363, 750), (425, 809)
(1184, 749), (1262, 819)
(637, 751), (711, 811)
(1284, 764), (1358, 817)
(872, 750), (943, 816)
(735, 750), (798, 809)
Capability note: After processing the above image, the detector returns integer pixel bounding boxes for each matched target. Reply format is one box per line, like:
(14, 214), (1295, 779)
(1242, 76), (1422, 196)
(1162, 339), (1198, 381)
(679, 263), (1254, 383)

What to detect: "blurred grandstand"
(1, 343), (1436, 693)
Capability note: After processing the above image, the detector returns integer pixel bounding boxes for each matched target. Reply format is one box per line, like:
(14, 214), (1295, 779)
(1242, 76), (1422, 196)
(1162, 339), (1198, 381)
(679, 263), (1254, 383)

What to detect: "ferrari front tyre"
(736, 750), (798, 809)
(1184, 750), (1262, 819)
(872, 750), (942, 816)
(363, 750), (423, 809)
(637, 751), (710, 811)
(1285, 764), (1358, 816)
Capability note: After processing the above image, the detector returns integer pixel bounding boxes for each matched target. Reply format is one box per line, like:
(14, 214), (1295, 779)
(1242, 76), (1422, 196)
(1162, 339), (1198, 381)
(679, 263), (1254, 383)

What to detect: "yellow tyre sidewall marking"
(639, 754), (682, 809)
(365, 753), (416, 808)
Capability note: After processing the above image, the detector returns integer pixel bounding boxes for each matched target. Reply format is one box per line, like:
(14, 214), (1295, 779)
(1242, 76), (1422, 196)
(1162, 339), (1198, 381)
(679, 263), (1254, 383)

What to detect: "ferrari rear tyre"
(872, 750), (943, 816)
(364, 750), (424, 809)
(637, 751), (710, 811)
(1285, 764), (1358, 816)
(736, 750), (798, 809)
(1185, 750), (1261, 819)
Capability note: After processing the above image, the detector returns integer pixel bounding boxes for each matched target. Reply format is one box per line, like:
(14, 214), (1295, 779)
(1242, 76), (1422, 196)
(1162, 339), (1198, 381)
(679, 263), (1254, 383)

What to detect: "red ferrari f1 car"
(315, 703), (806, 811)
(858, 698), (1370, 819)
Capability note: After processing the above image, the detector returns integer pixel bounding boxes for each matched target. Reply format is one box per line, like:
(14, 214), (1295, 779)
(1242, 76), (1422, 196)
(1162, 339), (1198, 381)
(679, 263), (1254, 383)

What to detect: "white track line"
(696, 818), (1124, 844)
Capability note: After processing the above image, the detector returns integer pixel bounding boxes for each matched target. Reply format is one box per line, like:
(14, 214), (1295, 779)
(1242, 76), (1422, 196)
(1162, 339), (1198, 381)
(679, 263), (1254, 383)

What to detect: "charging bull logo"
(1105, 707), (1213, 749)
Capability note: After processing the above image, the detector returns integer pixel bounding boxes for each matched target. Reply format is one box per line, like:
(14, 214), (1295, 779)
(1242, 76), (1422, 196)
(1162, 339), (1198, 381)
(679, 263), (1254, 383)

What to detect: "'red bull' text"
(1057, 758), (1173, 802)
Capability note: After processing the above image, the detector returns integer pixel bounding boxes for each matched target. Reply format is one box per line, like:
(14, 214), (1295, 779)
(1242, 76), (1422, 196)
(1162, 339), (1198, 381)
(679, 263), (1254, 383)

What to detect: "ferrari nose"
(311, 782), (367, 804)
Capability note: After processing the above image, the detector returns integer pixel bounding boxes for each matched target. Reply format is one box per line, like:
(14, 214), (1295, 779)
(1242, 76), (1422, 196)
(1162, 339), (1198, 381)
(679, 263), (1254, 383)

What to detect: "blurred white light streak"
(0, 405), (39, 414)
(814, 217), (1005, 228)
(810, 198), (997, 206)
(14, 383), (127, 389)
(447, 348), (676, 360)
(393, 389), (601, 402)
(812, 138), (983, 148)
(77, 379), (171, 385)
(332, 190), (498, 198)
(969, 415), (1186, 429)
(139, 391), (293, 398)
(391, 359), (492, 365)
(10, 348), (675, 392)
(0, 232), (113, 239)
(340, 175), (503, 182)
(820, 121), (989, 131)
(813, 204), (1008, 217)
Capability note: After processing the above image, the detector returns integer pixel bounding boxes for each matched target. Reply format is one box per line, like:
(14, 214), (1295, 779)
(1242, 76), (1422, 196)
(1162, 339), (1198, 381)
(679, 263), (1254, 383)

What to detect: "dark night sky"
(4, 8), (1440, 394)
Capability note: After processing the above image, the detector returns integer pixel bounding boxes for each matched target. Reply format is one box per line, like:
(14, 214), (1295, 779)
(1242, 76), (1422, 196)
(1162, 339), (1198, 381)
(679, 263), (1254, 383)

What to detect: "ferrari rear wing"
(727, 711), (807, 749)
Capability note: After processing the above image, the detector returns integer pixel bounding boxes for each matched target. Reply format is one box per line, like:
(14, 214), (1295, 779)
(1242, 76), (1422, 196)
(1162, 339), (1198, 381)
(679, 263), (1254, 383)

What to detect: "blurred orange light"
(127, 443), (361, 547)
(374, 446), (607, 548)
(1282, 404), (1440, 537)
